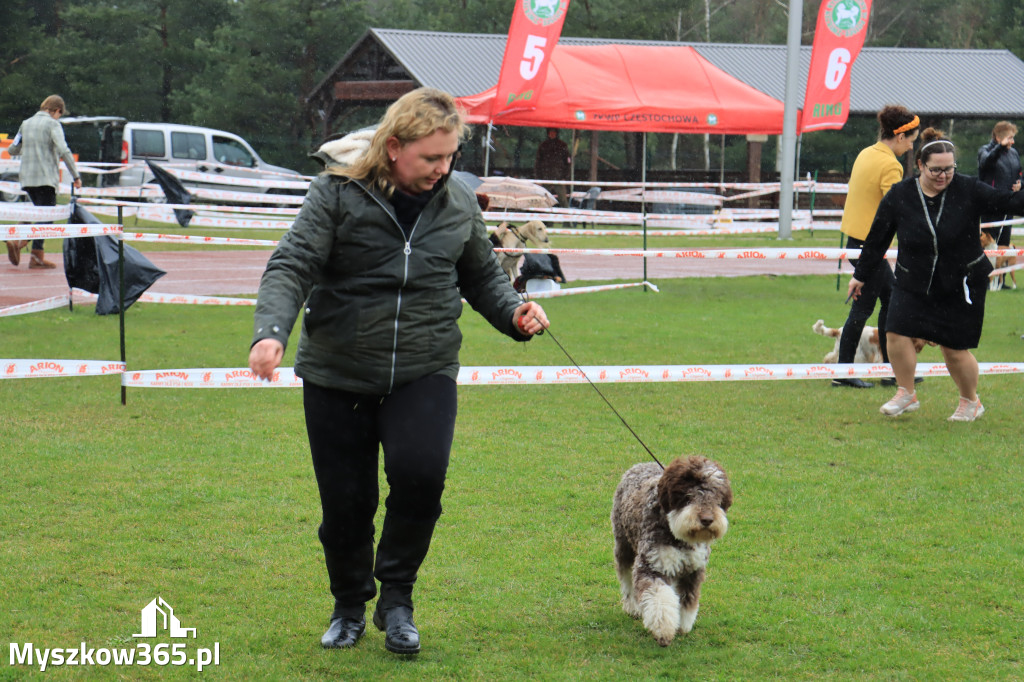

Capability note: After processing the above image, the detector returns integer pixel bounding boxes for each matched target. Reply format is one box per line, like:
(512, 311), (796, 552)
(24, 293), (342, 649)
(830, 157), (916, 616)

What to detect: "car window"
(171, 132), (207, 160)
(212, 136), (255, 167)
(132, 129), (165, 158)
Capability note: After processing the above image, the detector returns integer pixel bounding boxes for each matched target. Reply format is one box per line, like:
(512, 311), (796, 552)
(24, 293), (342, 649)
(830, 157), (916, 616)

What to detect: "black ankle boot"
(373, 604), (420, 654)
(321, 615), (365, 649)
(372, 514), (437, 655)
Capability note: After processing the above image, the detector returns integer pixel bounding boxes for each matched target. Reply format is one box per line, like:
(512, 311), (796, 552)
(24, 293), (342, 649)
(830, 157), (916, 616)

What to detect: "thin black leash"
(522, 308), (665, 470)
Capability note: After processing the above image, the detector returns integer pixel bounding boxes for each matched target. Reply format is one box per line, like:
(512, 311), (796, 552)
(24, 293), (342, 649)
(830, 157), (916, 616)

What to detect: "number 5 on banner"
(520, 35), (547, 80)
(824, 48), (852, 90)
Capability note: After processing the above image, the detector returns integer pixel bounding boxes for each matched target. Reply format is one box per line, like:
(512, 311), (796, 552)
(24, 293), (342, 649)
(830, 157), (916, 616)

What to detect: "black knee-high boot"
(371, 514), (437, 654)
(320, 539), (376, 649)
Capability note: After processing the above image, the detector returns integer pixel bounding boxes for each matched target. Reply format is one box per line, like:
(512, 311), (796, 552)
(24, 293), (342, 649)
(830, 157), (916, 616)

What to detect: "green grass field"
(1, 275), (1023, 680)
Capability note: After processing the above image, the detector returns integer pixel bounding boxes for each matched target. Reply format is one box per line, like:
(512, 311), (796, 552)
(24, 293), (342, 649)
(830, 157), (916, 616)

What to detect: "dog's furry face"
(658, 457), (732, 544)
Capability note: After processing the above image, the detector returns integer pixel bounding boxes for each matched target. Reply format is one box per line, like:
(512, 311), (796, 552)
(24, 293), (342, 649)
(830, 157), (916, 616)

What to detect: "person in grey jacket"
(6, 95), (82, 268)
(249, 88), (548, 655)
(849, 128), (1024, 421)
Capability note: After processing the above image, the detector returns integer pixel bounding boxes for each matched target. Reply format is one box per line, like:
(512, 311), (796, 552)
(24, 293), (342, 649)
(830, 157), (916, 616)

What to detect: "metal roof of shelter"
(310, 28), (1024, 123)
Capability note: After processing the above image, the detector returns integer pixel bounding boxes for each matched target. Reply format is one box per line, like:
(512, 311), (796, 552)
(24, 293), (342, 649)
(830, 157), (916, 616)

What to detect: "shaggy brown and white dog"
(489, 220), (551, 282)
(812, 319), (882, 364)
(611, 456), (732, 646)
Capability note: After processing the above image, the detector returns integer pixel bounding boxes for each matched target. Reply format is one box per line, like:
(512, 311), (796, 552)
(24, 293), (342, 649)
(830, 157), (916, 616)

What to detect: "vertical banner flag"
(800, 0), (872, 132)
(491, 0), (571, 120)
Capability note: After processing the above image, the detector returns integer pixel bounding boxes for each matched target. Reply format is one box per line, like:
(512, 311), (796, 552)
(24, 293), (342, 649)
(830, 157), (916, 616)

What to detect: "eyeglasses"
(925, 164), (956, 177)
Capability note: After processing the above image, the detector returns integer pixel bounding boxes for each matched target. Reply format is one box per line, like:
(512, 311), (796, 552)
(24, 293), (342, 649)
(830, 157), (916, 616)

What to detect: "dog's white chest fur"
(646, 543), (710, 577)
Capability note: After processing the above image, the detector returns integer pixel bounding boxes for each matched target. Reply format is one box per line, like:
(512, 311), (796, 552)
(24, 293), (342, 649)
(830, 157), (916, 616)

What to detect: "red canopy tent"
(456, 44), (786, 135)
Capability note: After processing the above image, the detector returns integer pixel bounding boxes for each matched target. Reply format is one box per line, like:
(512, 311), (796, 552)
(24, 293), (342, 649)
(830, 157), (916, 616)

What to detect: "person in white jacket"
(6, 95), (82, 268)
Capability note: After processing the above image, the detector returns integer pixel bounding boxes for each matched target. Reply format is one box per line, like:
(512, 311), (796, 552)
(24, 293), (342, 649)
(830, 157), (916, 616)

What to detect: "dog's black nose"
(699, 515), (713, 527)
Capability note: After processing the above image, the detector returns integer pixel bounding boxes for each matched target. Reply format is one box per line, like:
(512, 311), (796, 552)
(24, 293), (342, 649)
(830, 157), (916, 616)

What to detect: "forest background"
(3, 0), (1023, 179)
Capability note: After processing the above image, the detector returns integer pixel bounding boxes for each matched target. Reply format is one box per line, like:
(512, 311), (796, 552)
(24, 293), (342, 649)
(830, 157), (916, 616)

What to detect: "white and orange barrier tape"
(0, 204), (73, 222)
(114, 362), (1024, 388)
(4, 223), (122, 239)
(70, 289), (256, 306)
(493, 247), (896, 260)
(125, 232), (279, 247)
(515, 282), (658, 299)
(2, 360), (125, 380)
(0, 295), (71, 317)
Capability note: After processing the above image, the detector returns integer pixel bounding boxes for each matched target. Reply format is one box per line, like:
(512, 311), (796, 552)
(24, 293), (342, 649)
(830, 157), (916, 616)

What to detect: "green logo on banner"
(825, 0), (868, 37)
(524, 0), (567, 26)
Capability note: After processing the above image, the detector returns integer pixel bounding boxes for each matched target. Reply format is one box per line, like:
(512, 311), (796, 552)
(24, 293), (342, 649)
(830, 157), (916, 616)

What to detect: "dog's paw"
(640, 583), (680, 646)
(679, 603), (699, 633)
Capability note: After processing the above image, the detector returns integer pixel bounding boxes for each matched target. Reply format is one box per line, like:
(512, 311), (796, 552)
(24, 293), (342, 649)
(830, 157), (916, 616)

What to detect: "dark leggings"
(303, 373), (457, 556)
(841, 236), (894, 363)
(24, 186), (56, 250)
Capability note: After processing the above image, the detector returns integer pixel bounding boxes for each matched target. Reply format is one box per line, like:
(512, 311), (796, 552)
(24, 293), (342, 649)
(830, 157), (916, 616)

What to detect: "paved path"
(0, 249), (852, 308)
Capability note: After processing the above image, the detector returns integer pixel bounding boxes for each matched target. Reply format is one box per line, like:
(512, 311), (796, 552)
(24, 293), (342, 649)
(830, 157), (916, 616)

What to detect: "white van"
(61, 117), (305, 196)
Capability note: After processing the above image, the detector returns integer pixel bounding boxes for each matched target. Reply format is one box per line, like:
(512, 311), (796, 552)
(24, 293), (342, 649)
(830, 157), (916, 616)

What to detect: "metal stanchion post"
(118, 205), (127, 406)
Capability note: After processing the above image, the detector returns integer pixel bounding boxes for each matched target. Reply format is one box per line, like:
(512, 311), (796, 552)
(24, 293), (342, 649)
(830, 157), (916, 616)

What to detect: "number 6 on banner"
(824, 48), (852, 90)
(520, 35), (547, 80)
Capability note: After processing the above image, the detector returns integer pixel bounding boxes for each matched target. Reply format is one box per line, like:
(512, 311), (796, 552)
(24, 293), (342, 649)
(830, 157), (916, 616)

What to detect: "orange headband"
(893, 116), (920, 135)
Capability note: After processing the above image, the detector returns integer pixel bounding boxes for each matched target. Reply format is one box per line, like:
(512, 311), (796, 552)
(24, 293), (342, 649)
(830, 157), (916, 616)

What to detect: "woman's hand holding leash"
(514, 301), (549, 336)
(249, 338), (285, 380)
(846, 276), (865, 303)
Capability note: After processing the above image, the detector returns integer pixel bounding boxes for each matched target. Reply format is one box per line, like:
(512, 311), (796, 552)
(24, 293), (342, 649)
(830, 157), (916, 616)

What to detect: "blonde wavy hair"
(331, 87), (470, 197)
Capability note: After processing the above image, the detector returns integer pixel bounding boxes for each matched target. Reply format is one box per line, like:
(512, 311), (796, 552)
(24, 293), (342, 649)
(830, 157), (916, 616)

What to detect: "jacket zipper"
(355, 180), (438, 393)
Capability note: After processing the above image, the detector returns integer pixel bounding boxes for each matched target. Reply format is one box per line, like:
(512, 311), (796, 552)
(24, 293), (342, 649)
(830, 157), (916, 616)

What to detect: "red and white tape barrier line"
(71, 289), (256, 306)
(87, 205), (291, 229)
(0, 181), (27, 197)
(507, 282), (659, 300)
(1, 360), (125, 380)
(492, 247), (897, 260)
(123, 367), (303, 388)
(0, 204), (73, 222)
(593, 188), (725, 206)
(126, 232), (279, 247)
(0, 295), (71, 318)
(991, 261), (1024, 277)
(75, 185), (164, 199)
(79, 197), (301, 216)
(4, 223), (122, 239)
(190, 186), (305, 205)
(117, 362), (1024, 388)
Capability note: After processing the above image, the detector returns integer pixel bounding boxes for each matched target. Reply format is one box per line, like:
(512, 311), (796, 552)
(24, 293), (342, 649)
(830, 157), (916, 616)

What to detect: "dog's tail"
(812, 319), (841, 339)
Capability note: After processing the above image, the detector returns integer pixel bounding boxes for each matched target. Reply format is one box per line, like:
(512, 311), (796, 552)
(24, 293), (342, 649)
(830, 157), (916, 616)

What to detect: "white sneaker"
(880, 387), (920, 416)
(948, 396), (985, 422)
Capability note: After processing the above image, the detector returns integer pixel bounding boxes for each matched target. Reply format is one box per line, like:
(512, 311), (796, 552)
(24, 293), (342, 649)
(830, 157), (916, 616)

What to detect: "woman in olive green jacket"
(249, 88), (548, 655)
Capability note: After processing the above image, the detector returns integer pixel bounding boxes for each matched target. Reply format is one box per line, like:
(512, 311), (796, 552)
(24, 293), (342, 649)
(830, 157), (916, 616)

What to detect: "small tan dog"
(489, 220), (551, 282)
(612, 456), (732, 646)
(814, 319), (932, 363)
(981, 230), (1018, 291)
(813, 319), (882, 364)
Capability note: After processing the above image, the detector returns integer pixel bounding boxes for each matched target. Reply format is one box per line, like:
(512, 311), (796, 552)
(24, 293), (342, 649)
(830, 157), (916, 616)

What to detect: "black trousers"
(24, 186), (56, 250)
(303, 373), (457, 615)
(841, 236), (894, 363)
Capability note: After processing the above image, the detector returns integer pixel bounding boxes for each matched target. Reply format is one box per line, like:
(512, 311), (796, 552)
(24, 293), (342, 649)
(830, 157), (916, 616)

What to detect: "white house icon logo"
(133, 597), (197, 638)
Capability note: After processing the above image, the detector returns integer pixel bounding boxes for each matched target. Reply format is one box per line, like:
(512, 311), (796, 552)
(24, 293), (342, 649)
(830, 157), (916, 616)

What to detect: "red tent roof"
(457, 44), (786, 135)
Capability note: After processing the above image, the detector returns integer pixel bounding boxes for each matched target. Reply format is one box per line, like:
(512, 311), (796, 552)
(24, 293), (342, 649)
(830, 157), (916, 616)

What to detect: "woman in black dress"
(849, 127), (1024, 421)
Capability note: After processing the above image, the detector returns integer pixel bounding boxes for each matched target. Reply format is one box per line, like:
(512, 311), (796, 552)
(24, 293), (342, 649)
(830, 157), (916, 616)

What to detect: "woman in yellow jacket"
(832, 105), (920, 388)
